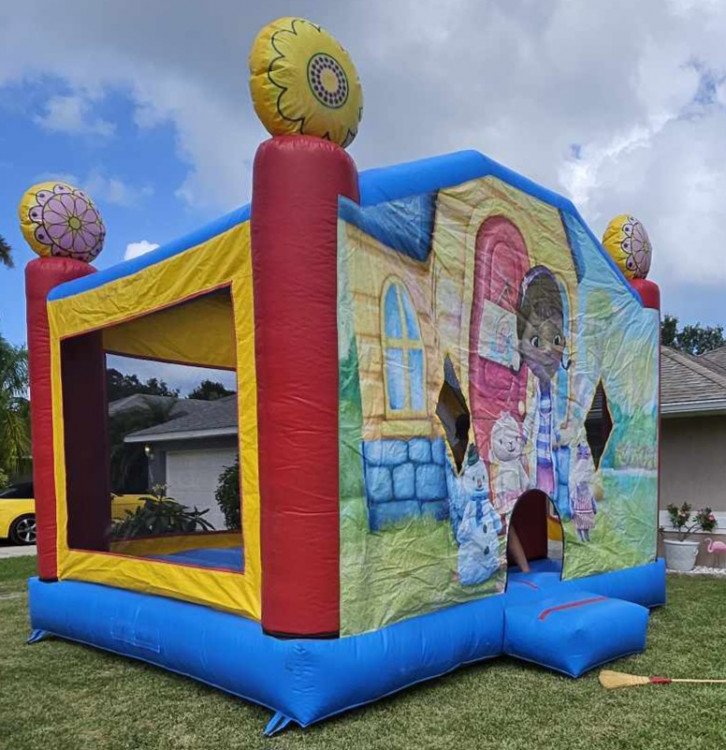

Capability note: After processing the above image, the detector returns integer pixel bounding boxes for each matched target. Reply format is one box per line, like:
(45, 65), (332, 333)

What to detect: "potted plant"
(661, 503), (717, 572)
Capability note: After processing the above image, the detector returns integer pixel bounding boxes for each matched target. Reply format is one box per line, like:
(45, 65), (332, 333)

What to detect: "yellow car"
(0, 481), (146, 545)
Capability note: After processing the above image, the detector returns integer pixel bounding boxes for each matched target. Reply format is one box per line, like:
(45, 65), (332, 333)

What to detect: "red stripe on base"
(537, 596), (608, 621)
(252, 135), (359, 637)
(26, 257), (96, 580)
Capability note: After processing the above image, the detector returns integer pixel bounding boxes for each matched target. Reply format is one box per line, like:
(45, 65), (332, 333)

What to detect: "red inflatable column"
(26, 257), (95, 580)
(631, 278), (660, 312)
(252, 135), (359, 637)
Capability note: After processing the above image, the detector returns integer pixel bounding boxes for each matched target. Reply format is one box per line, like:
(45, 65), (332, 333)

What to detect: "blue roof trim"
(560, 209), (586, 284)
(339, 193), (436, 261)
(353, 150), (641, 304)
(48, 149), (641, 306)
(358, 150), (577, 213)
(561, 206), (642, 306)
(48, 204), (251, 301)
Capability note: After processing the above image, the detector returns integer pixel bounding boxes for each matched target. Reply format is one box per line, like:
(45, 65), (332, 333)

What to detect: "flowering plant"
(665, 502), (717, 542)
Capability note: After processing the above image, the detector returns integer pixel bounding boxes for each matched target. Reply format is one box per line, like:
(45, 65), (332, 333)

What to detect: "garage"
(165, 448), (237, 531)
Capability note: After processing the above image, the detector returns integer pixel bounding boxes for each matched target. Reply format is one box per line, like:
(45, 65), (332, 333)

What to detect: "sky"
(2, 0), (726, 391)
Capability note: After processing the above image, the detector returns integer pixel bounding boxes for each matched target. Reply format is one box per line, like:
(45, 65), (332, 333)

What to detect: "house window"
(381, 278), (426, 416)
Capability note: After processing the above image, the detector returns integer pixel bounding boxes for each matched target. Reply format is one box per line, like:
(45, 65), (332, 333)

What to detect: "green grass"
(1, 557), (725, 750)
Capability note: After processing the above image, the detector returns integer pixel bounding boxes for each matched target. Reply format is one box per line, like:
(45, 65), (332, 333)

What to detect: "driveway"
(0, 542), (37, 559)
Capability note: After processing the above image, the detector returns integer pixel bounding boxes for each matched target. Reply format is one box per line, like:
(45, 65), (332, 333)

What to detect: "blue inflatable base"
(27, 559), (665, 732)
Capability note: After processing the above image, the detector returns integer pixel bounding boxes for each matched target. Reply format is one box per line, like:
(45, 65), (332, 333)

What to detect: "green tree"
(106, 368), (179, 401)
(662, 314), (724, 356)
(108, 397), (175, 492)
(187, 379), (234, 401)
(661, 314), (678, 348)
(215, 457), (240, 530)
(0, 334), (30, 477)
(0, 235), (13, 269)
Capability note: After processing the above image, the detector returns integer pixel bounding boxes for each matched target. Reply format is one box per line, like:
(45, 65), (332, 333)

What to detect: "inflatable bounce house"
(22, 17), (665, 733)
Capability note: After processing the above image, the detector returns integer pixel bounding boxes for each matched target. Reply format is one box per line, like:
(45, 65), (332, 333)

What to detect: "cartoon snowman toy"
(456, 445), (502, 586)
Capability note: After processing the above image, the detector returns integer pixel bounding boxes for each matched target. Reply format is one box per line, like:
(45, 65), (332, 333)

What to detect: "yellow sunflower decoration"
(602, 214), (652, 280)
(249, 17), (363, 148)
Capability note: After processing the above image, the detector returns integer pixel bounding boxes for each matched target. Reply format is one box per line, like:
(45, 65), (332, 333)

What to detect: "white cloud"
(33, 93), (115, 137)
(124, 240), (159, 260)
(3, 0), (726, 313)
(85, 171), (154, 207)
(31, 169), (151, 209)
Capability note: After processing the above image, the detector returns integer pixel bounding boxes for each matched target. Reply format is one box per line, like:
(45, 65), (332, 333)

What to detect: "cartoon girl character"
(569, 443), (598, 541)
(518, 266), (570, 498)
(456, 445), (502, 586)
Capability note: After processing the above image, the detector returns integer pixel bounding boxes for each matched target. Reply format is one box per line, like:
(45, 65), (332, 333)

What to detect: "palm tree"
(0, 335), (29, 479)
(108, 397), (176, 492)
(0, 235), (13, 269)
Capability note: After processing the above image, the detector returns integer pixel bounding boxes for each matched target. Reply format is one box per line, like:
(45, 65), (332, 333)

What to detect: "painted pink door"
(468, 216), (530, 458)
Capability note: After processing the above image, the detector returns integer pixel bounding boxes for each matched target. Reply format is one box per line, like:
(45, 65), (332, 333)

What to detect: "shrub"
(215, 458), (241, 531)
(111, 484), (215, 539)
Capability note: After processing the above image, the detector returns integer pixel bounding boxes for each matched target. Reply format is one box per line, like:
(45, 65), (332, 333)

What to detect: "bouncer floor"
(28, 558), (666, 733)
(148, 546), (244, 572)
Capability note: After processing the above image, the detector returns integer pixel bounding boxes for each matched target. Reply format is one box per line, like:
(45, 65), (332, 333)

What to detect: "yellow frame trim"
(47, 221), (261, 620)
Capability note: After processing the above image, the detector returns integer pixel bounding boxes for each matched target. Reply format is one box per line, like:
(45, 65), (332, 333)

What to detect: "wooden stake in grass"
(599, 670), (726, 690)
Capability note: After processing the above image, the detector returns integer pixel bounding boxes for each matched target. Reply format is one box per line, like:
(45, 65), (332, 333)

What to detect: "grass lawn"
(1, 557), (725, 750)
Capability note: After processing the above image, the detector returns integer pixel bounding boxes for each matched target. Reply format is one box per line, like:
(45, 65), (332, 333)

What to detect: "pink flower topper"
(28, 183), (105, 262)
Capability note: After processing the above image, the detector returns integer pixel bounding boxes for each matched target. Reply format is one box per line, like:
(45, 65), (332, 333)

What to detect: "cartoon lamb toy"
(456, 445), (502, 586)
(489, 412), (529, 518)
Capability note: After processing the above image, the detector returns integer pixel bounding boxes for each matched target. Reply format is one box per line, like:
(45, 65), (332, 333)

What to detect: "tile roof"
(661, 346), (726, 412)
(109, 393), (212, 420)
(699, 345), (726, 375)
(124, 395), (237, 441)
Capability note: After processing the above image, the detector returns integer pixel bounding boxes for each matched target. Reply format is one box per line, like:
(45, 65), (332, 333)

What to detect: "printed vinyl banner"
(338, 175), (659, 636)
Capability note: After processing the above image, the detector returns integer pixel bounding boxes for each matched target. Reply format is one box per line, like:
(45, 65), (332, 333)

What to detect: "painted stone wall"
(363, 437), (449, 529)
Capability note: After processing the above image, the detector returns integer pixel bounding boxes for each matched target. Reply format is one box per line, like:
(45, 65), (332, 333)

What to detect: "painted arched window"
(381, 278), (426, 416)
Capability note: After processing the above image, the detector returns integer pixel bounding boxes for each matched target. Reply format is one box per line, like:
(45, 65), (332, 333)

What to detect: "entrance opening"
(435, 355), (471, 473)
(506, 490), (564, 574)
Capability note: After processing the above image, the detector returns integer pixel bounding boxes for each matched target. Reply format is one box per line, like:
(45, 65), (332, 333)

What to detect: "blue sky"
(3, 1), (726, 389)
(0, 84), (214, 345)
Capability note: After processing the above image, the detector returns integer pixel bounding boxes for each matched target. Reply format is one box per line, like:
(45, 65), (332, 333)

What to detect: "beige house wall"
(660, 416), (726, 513)
(659, 414), (726, 565)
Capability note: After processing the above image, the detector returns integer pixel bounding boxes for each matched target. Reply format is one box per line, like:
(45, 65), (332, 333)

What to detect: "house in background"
(124, 395), (238, 530)
(123, 347), (726, 562)
(660, 345), (726, 565)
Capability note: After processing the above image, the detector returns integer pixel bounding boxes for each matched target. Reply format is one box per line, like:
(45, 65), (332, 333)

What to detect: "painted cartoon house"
(339, 157), (659, 633)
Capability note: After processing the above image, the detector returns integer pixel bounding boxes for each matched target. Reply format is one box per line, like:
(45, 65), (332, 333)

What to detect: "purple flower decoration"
(621, 216), (651, 279)
(27, 183), (105, 262)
